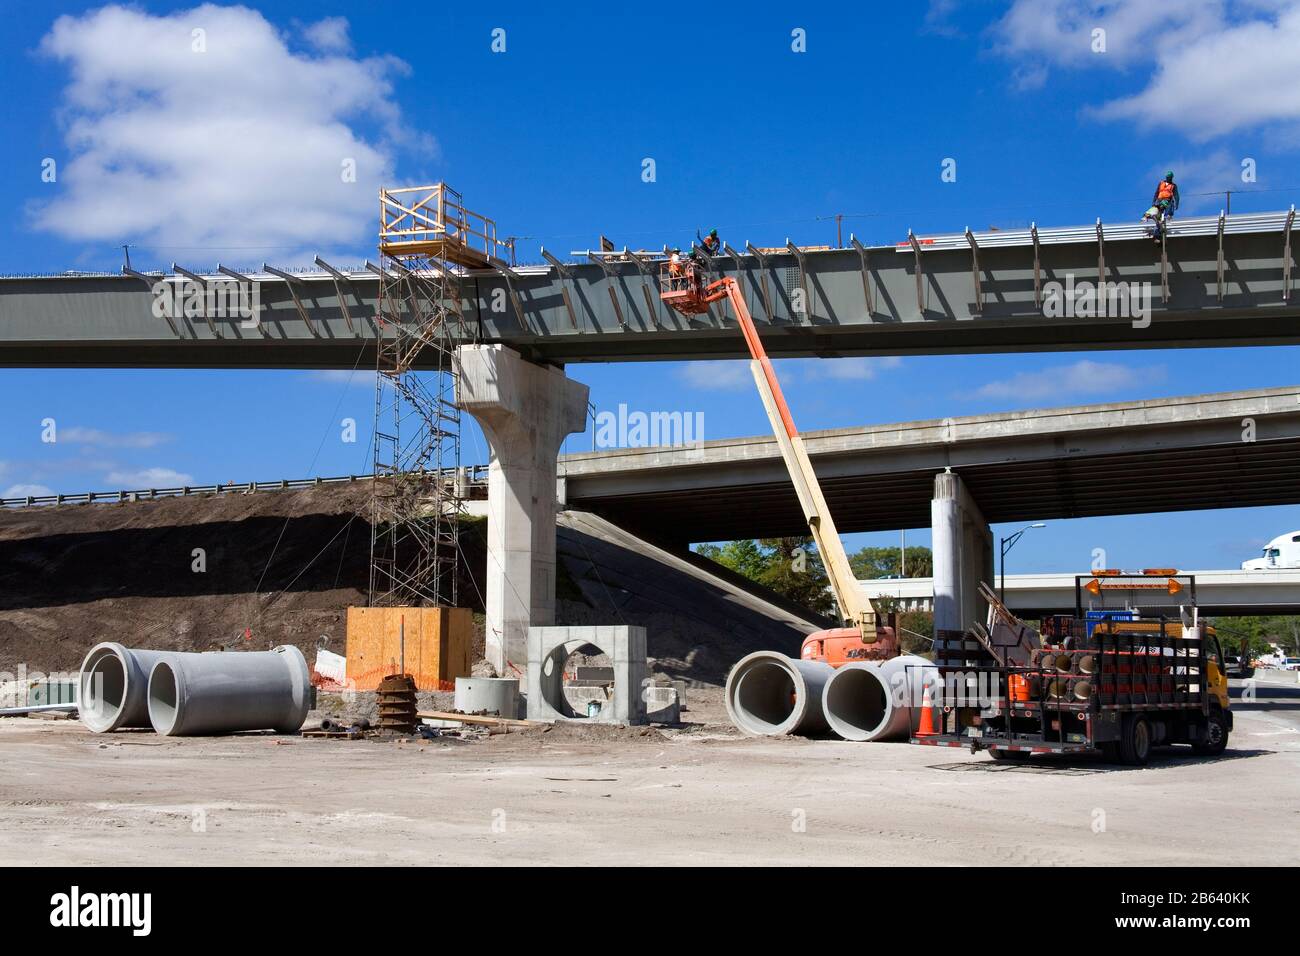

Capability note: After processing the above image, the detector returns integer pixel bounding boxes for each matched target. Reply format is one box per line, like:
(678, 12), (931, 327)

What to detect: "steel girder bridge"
(0, 208), (1295, 368)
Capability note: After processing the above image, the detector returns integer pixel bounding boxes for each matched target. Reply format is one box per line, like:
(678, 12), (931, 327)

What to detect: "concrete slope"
(555, 510), (821, 685)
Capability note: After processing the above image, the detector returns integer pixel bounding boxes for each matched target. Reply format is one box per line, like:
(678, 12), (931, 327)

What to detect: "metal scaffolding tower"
(370, 184), (512, 608)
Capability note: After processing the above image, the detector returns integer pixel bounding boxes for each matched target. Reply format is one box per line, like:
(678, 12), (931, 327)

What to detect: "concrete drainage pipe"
(822, 655), (939, 742)
(147, 645), (313, 736)
(725, 651), (834, 736)
(79, 643), (179, 734)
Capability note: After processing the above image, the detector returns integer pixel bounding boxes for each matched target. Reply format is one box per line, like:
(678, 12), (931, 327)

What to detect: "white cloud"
(993, 0), (1232, 69)
(60, 426), (172, 449)
(966, 359), (1165, 402)
(3, 484), (56, 499)
(797, 356), (903, 382)
(301, 16), (351, 53)
(306, 369), (380, 386)
(676, 356), (903, 390)
(1092, 4), (1300, 140)
(104, 467), (195, 487)
(32, 5), (418, 258)
(923, 0), (963, 38)
(676, 361), (753, 390)
(993, 1), (1300, 140)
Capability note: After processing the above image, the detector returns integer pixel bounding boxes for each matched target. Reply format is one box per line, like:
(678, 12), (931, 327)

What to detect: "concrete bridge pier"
(455, 345), (589, 676)
(931, 470), (993, 637)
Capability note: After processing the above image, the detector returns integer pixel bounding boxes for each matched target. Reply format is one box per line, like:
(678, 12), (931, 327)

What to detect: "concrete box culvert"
(147, 645), (313, 736)
(821, 655), (938, 742)
(78, 643), (180, 734)
(724, 651), (833, 736)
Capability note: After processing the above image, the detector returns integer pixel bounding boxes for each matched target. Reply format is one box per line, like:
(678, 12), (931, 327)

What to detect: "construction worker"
(1146, 171), (1180, 239)
(668, 247), (683, 275)
(698, 228), (721, 256)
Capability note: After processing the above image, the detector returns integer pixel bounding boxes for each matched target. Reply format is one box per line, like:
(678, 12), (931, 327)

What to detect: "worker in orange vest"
(668, 247), (684, 276)
(1147, 171), (1179, 239)
(697, 228), (721, 256)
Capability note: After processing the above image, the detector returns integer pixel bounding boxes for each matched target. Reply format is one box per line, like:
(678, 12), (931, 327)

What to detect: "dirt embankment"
(0, 486), (815, 684)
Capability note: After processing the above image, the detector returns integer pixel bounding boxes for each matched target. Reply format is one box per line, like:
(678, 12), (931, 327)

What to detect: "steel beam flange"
(123, 266), (181, 337)
(1216, 211), (1226, 303)
(541, 248), (580, 328)
(785, 239), (811, 324)
(218, 264), (269, 338)
(624, 247), (665, 329)
(965, 227), (982, 314)
(1030, 222), (1042, 309)
(849, 234), (875, 315)
(1283, 205), (1295, 303)
(907, 230), (925, 313)
(172, 264), (220, 337)
(313, 255), (357, 334)
(586, 252), (626, 328)
(490, 255), (531, 331)
(744, 241), (776, 321)
(1095, 218), (1106, 289)
(262, 264), (318, 336)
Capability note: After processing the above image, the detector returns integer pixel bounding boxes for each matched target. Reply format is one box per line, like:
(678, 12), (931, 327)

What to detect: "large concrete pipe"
(79, 643), (179, 733)
(725, 651), (834, 736)
(454, 677), (520, 719)
(147, 645), (313, 736)
(821, 655), (939, 742)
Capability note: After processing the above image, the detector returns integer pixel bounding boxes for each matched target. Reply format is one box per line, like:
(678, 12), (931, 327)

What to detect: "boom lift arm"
(662, 267), (884, 646)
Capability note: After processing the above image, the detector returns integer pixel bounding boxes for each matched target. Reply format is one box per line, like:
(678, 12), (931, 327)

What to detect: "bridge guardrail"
(1, 465), (490, 509)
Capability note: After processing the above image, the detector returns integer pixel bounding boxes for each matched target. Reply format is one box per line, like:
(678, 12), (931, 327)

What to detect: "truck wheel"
(1192, 709), (1229, 757)
(989, 749), (1029, 762)
(1118, 715), (1152, 766)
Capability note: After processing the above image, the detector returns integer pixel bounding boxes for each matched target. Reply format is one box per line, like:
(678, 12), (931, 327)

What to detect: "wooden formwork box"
(344, 607), (473, 691)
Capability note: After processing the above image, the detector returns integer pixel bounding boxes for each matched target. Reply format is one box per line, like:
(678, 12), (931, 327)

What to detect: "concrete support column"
(455, 345), (589, 676)
(931, 470), (994, 634)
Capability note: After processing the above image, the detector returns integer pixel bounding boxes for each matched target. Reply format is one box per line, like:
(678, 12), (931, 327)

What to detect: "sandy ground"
(2, 679), (1297, 867)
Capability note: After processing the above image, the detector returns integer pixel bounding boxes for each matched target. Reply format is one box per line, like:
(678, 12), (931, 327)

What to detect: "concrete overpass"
(555, 384), (1300, 632)
(862, 569), (1300, 617)
(559, 385), (1300, 543)
(1, 209), (1297, 367)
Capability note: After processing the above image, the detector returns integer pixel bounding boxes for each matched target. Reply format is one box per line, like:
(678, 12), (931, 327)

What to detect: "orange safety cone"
(915, 678), (940, 737)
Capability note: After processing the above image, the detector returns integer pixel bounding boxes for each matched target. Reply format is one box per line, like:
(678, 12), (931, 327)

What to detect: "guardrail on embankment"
(1, 466), (489, 509)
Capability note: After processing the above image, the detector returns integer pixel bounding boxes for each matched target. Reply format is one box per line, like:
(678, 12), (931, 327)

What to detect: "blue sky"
(3, 1), (1300, 573)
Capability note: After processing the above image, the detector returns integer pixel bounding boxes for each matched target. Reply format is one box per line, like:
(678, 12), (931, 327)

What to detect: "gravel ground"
(1, 681), (1294, 867)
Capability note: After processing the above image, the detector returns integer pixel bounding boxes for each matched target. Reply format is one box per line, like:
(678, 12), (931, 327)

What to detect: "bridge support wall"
(455, 345), (589, 675)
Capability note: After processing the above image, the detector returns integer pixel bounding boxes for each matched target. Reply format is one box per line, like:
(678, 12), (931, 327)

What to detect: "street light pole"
(1000, 522), (1046, 602)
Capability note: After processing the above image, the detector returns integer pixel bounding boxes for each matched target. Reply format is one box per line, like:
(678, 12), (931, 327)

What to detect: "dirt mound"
(0, 485), (815, 684)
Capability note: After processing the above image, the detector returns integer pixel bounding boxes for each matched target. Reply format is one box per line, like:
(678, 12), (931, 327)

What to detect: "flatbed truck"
(911, 574), (1232, 765)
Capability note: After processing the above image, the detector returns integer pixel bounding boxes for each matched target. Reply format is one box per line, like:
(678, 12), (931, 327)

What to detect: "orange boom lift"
(660, 259), (897, 663)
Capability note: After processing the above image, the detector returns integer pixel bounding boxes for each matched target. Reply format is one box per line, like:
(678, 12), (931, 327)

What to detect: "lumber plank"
(416, 710), (534, 728)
